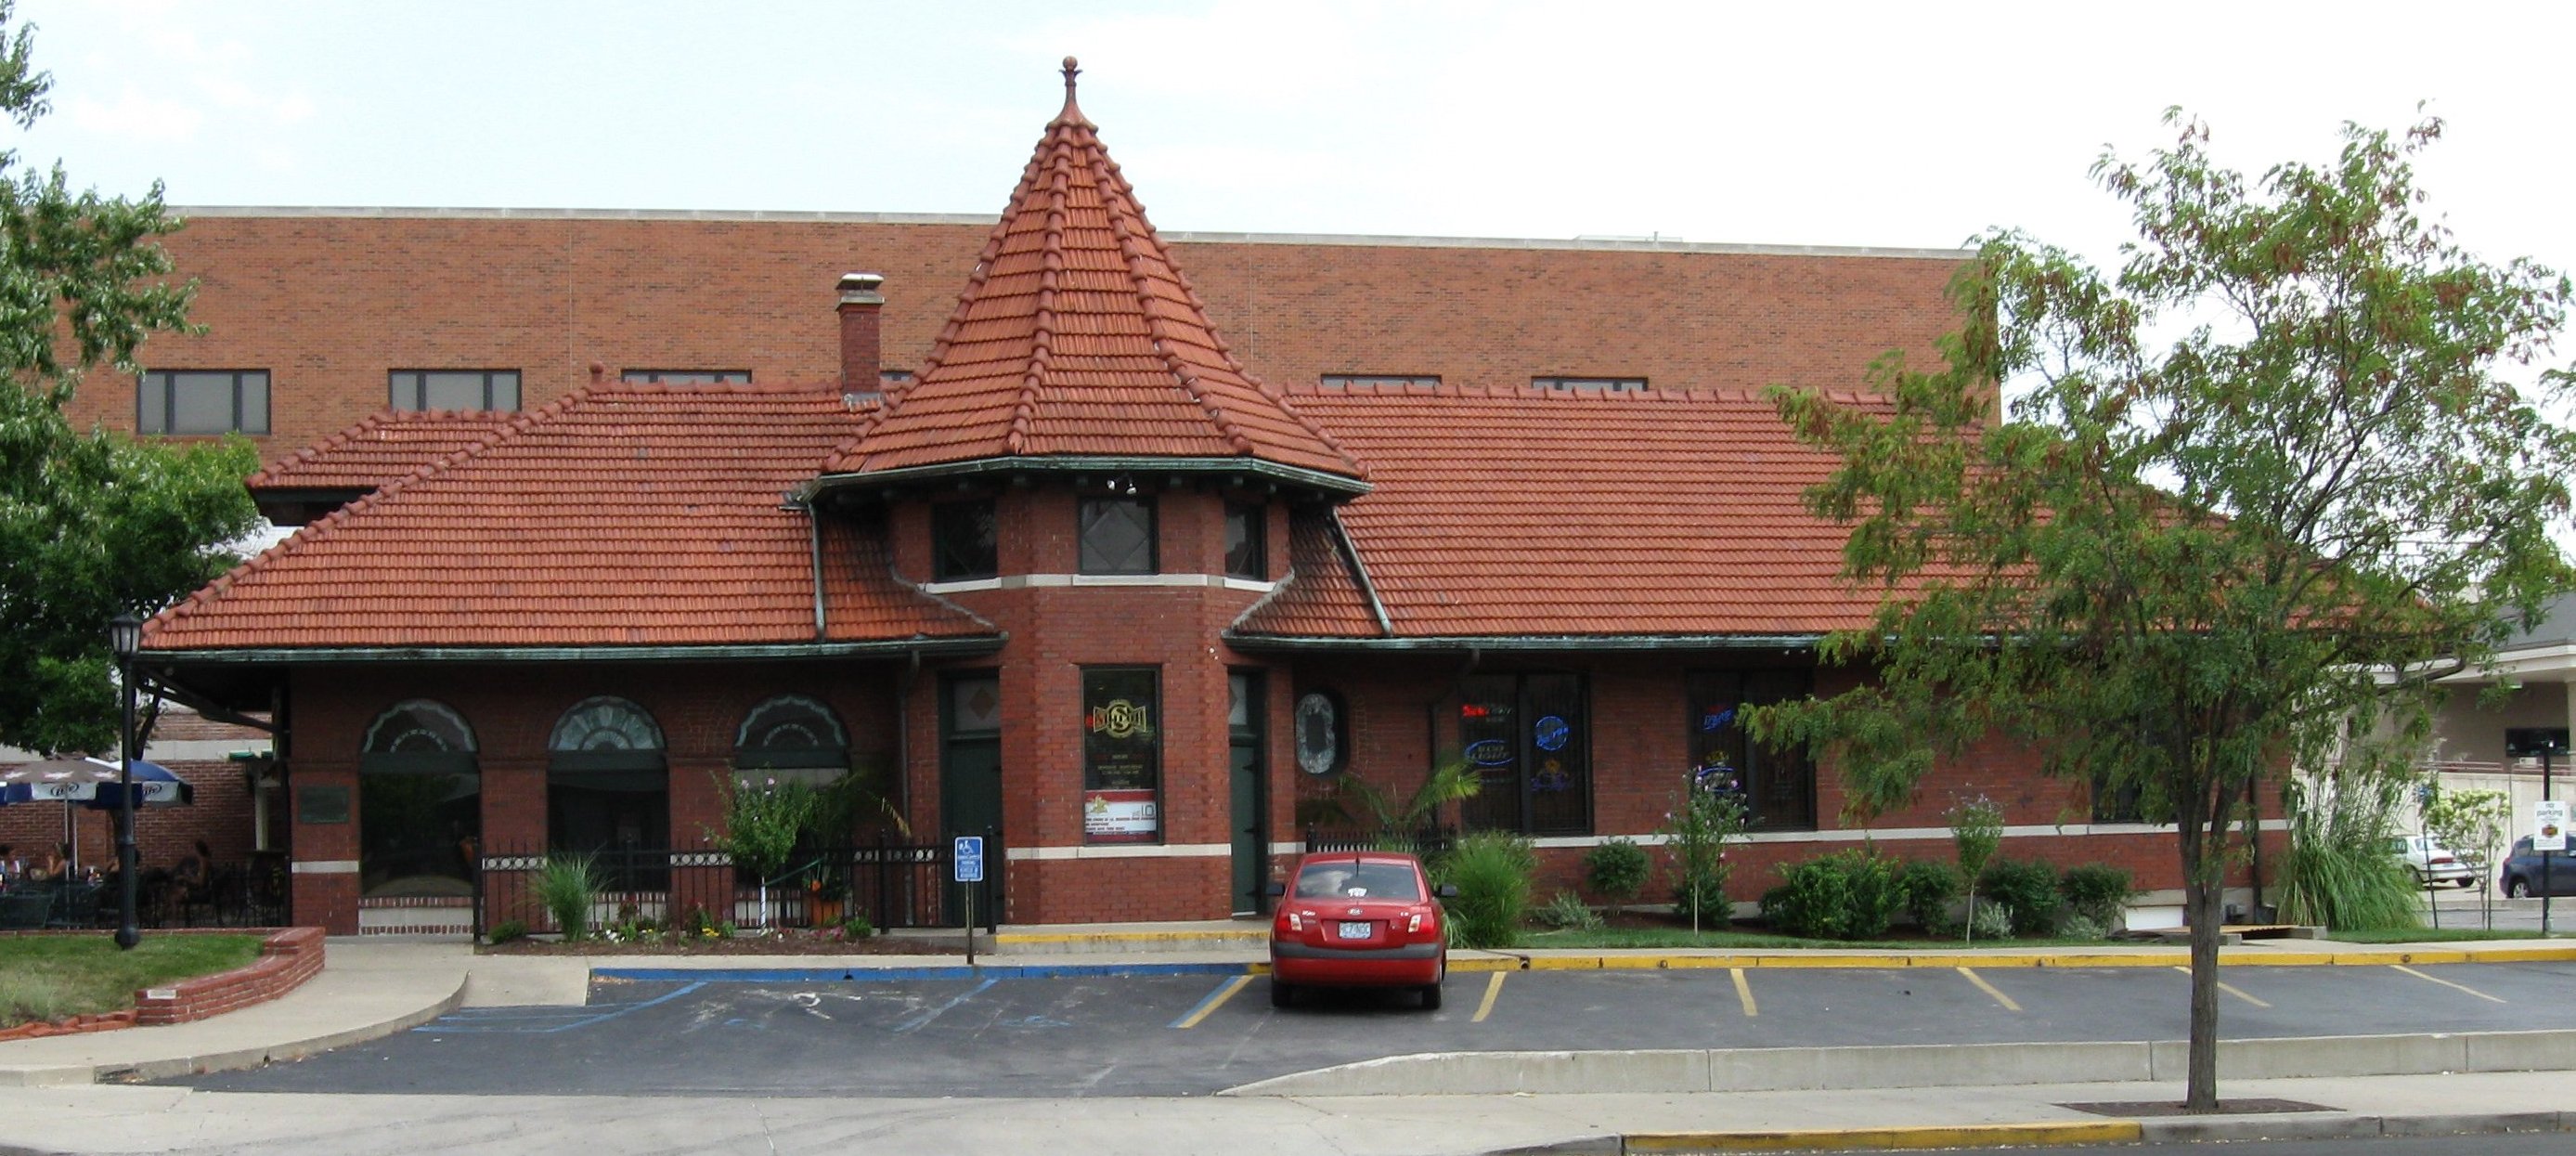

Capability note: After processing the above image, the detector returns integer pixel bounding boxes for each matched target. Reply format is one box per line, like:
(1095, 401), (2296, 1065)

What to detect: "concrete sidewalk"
(0, 1072), (2569, 1155)
(1, 929), (2570, 1150)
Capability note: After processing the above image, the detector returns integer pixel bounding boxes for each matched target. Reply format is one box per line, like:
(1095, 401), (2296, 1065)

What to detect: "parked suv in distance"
(2386, 834), (2478, 888)
(2497, 836), (2576, 898)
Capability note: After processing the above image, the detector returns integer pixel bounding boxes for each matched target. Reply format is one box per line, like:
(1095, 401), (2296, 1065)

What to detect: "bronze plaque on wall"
(297, 785), (350, 825)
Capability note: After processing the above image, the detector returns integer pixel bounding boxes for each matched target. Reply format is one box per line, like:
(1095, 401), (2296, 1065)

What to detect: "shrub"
(2058, 864), (2137, 929)
(485, 919), (528, 946)
(1583, 838), (1651, 915)
(1439, 831), (1536, 949)
(1895, 860), (1962, 935)
(1968, 900), (2015, 941)
(1537, 890), (1604, 931)
(0, 974), (75, 1027)
(1977, 859), (2063, 936)
(2276, 774), (2422, 932)
(838, 914), (876, 940)
(2058, 913), (2109, 942)
(1759, 849), (1899, 941)
(677, 905), (720, 939)
(535, 853), (601, 940)
(1663, 788), (1747, 929)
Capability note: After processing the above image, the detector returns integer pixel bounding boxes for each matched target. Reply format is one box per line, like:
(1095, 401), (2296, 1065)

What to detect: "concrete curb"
(0, 972), (467, 1087)
(1223, 1029), (2576, 1098)
(1499, 1111), (2572, 1154)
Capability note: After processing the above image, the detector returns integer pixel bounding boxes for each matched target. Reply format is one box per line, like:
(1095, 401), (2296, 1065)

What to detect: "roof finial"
(1061, 56), (1081, 98)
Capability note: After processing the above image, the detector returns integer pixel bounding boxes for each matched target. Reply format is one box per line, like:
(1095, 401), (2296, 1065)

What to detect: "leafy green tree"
(1751, 111), (2575, 1111)
(0, 2), (258, 754)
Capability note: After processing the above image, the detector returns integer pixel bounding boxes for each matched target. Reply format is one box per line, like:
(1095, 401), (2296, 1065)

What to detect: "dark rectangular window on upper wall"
(1533, 376), (1647, 392)
(1081, 667), (1161, 844)
(1223, 501), (1265, 579)
(391, 370), (521, 411)
(1456, 672), (1590, 837)
(138, 370), (270, 435)
(1685, 669), (1818, 830)
(1079, 496), (1156, 575)
(931, 499), (999, 581)
(621, 370), (750, 384)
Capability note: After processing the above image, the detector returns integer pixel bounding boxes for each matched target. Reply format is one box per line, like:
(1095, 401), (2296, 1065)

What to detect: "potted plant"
(809, 874), (848, 928)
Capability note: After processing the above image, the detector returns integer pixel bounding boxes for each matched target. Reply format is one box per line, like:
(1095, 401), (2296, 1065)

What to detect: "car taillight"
(1283, 910), (1304, 932)
(1407, 909), (1427, 934)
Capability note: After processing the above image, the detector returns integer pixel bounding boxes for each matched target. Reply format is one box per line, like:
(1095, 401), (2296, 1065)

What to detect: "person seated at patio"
(29, 846), (67, 881)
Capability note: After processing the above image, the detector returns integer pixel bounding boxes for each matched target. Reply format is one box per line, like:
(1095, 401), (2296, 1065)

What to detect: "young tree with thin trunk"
(1751, 110), (2575, 1112)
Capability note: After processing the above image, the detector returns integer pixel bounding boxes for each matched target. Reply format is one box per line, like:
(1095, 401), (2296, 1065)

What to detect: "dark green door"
(1228, 672), (1266, 916)
(939, 674), (1003, 926)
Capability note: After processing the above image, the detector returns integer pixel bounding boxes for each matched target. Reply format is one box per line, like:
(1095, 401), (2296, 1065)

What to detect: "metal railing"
(1301, 826), (1457, 859)
(472, 834), (1001, 939)
(0, 855), (288, 930)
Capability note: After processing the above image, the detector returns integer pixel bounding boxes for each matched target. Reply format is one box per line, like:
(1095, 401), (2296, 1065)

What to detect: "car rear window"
(1294, 861), (1424, 901)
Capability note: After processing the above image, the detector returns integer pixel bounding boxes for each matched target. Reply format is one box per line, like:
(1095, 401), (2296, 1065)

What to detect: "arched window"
(734, 695), (848, 775)
(550, 696), (666, 759)
(357, 699), (479, 899)
(547, 696), (669, 863)
(360, 699), (478, 773)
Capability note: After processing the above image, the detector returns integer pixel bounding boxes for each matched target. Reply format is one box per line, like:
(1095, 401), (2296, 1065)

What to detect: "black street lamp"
(109, 612), (142, 951)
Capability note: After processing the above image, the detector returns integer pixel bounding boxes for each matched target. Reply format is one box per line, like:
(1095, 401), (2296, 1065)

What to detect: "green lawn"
(2328, 927), (2567, 943)
(0, 934), (264, 1029)
(1515, 927), (2132, 951)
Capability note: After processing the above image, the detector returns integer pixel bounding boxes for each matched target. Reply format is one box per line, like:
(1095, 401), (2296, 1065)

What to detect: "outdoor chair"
(0, 890), (51, 930)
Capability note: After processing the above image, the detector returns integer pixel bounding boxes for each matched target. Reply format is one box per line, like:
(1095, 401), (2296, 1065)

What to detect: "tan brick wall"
(69, 214), (1962, 453)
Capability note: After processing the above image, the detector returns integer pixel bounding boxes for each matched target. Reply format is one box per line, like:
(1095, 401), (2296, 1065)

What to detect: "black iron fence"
(1301, 826), (1457, 859)
(0, 854), (289, 931)
(472, 835), (1001, 939)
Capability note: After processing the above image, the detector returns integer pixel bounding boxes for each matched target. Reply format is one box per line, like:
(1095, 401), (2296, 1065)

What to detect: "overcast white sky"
(12, 0), (2575, 279)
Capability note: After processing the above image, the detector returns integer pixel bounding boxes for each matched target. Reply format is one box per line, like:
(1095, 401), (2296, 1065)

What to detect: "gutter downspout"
(896, 647), (921, 825)
(1327, 507), (1393, 637)
(784, 490), (825, 641)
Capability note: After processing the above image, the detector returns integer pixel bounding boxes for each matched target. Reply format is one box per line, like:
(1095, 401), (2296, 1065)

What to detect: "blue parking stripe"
(416, 981), (707, 1034)
(893, 977), (997, 1033)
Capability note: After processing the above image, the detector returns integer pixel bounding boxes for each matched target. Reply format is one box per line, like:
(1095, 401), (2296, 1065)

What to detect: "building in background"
(112, 66), (2264, 935)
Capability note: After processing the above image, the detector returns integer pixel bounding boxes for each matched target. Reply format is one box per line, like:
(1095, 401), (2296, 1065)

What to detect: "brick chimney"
(837, 272), (885, 390)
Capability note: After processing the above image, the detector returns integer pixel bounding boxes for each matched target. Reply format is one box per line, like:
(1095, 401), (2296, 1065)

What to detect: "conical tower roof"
(823, 58), (1365, 491)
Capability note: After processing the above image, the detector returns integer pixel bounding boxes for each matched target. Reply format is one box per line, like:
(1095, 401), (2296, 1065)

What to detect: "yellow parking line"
(1731, 967), (1757, 1018)
(2171, 965), (2271, 1008)
(1472, 972), (1506, 1022)
(1958, 967), (2021, 1012)
(1171, 976), (1250, 1029)
(2390, 965), (2505, 1005)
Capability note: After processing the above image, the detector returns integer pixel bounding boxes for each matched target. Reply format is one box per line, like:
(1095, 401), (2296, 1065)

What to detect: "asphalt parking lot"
(172, 959), (2576, 1098)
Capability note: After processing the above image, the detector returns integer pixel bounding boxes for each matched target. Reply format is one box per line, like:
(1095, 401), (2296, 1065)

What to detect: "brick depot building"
(126, 69), (2233, 934)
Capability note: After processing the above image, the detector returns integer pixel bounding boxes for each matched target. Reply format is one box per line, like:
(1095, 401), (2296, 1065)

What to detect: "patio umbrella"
(0, 756), (195, 809)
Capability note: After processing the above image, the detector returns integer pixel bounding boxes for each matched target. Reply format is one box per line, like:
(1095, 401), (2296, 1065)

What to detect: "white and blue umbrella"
(0, 757), (195, 809)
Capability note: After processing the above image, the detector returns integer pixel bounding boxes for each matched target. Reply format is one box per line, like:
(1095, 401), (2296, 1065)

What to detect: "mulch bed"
(477, 930), (964, 956)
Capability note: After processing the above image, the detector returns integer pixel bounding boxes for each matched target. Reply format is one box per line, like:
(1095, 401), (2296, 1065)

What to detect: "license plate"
(1336, 920), (1374, 940)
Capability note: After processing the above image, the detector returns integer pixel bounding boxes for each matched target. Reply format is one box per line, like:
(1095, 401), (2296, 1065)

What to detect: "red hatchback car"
(1267, 851), (1453, 1009)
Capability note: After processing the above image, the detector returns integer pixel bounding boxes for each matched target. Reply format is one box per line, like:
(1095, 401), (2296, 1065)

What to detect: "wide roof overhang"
(1222, 632), (1825, 654)
(135, 636), (1008, 712)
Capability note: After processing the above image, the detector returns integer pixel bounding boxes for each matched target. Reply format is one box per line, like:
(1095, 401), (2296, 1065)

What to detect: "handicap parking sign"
(954, 836), (985, 882)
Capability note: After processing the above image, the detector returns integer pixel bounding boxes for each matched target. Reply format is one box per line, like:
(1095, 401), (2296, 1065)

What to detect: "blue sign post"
(954, 836), (985, 966)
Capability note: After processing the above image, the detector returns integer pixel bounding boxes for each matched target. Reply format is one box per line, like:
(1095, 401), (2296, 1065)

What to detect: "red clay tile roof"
(145, 383), (995, 651)
(1232, 383), (1899, 640)
(827, 62), (1362, 485)
(245, 409), (518, 493)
